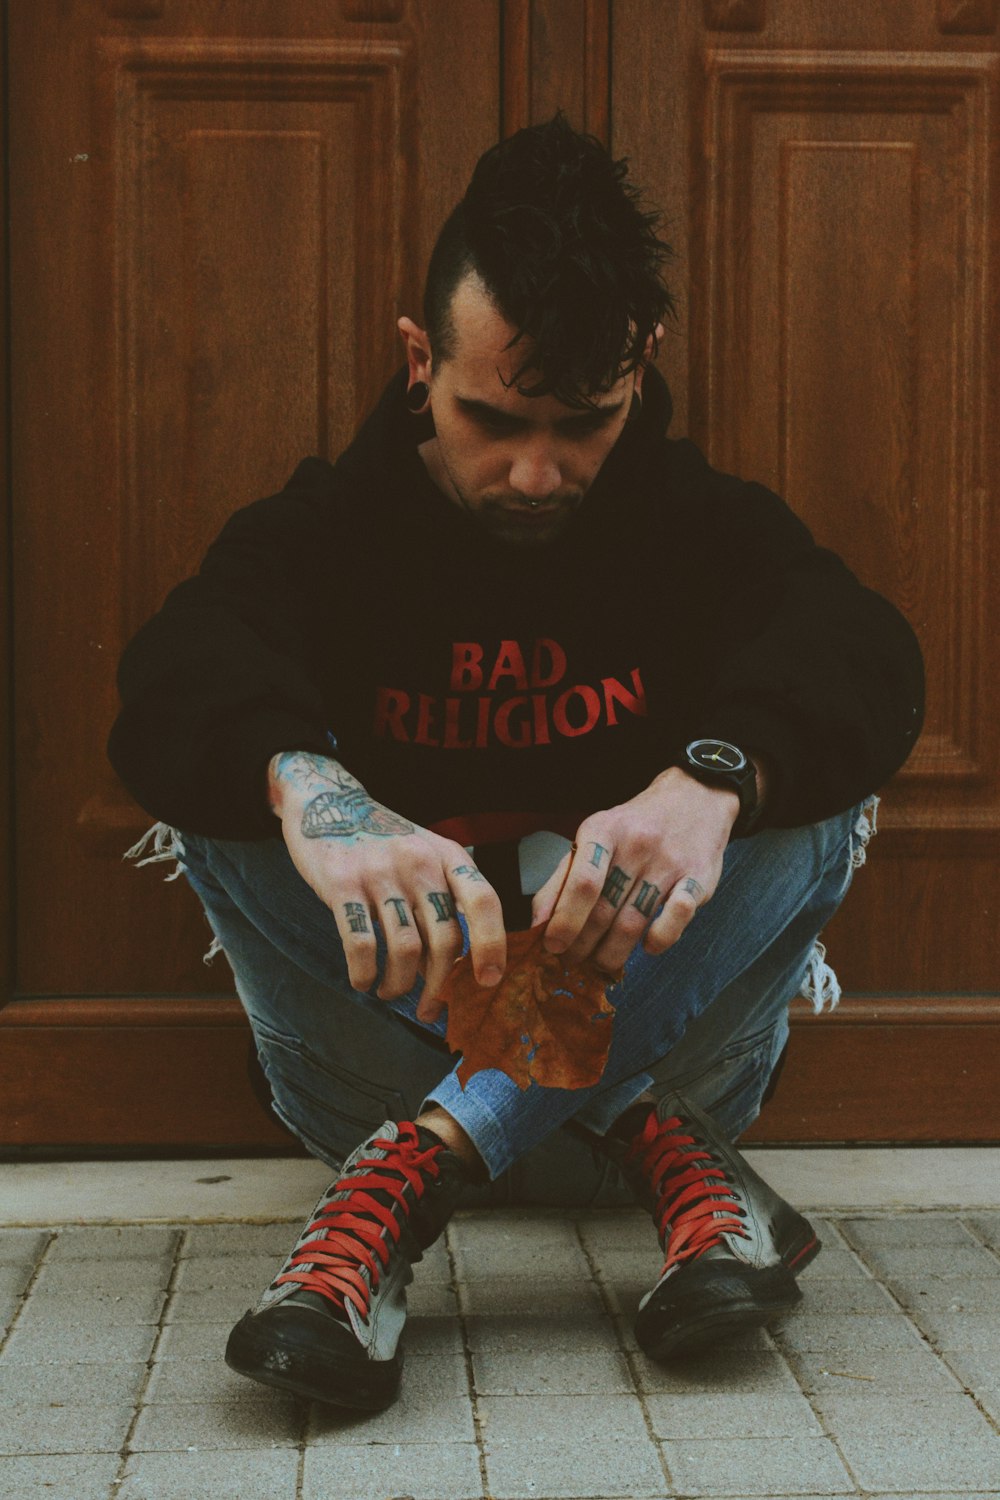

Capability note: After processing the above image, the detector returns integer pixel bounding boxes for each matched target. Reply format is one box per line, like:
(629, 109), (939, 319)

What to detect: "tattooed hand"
(268, 753), (505, 1020)
(529, 764), (762, 973)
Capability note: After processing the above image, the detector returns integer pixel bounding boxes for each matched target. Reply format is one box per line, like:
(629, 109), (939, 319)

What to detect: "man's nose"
(508, 443), (561, 500)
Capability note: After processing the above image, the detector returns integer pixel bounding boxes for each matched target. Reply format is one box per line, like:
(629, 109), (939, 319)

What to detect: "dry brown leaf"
(442, 924), (621, 1091)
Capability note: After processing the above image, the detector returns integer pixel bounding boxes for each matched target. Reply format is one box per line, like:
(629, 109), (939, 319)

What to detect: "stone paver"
(0, 1359), (149, 1405)
(478, 1391), (650, 1446)
(0, 1230), (48, 1265)
(46, 1227), (180, 1261)
(116, 1448), (299, 1499)
(886, 1275), (1000, 1312)
(1, 1200), (999, 1499)
(0, 1453), (119, 1499)
(180, 1223), (300, 1259)
(153, 1321), (232, 1359)
(310, 1394), (476, 1447)
(130, 1397), (303, 1451)
(661, 1435), (854, 1495)
(795, 1247), (874, 1280)
(145, 1355), (279, 1403)
(786, 1345), (964, 1396)
(485, 1438), (670, 1498)
(33, 1257), (173, 1293)
(463, 1309), (621, 1352)
(968, 1211), (1000, 1250)
(783, 1278), (898, 1314)
(633, 1344), (804, 1396)
(905, 1307), (1000, 1349)
(644, 1389), (823, 1439)
(0, 1320), (158, 1364)
(773, 1310), (930, 1354)
(0, 1265), (33, 1302)
(942, 1347), (1000, 1423)
(833, 1421), (1000, 1492)
(841, 1215), (981, 1249)
(861, 1244), (1000, 1279)
(456, 1272), (604, 1316)
(302, 1442), (484, 1500)
(0, 1400), (135, 1456)
(473, 1343), (634, 1394)
(13, 1286), (167, 1326)
(170, 1253), (280, 1292)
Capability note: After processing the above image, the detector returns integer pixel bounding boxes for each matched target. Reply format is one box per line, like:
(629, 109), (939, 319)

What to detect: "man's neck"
(417, 436), (462, 507)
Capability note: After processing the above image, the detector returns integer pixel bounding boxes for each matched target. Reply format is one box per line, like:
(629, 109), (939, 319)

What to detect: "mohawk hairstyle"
(423, 113), (676, 408)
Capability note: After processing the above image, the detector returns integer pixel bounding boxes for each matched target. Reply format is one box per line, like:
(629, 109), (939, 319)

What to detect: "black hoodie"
(108, 367), (924, 844)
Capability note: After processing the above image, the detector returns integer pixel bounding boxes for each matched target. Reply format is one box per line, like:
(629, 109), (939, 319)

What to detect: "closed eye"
(456, 396), (623, 439)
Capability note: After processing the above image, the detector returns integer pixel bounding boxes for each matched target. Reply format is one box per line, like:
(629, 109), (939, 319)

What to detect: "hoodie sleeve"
(668, 445), (925, 828)
(108, 463), (341, 839)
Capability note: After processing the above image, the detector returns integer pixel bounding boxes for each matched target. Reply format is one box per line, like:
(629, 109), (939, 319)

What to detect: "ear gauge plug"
(406, 381), (431, 414)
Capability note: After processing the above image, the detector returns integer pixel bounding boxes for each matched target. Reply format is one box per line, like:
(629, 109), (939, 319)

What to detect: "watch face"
(687, 738), (747, 773)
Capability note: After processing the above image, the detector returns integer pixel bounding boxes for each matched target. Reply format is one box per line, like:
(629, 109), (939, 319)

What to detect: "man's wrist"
(267, 749), (347, 819)
(663, 740), (771, 838)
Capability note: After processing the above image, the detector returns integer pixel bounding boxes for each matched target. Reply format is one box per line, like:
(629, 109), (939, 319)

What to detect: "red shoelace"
(274, 1123), (442, 1320)
(626, 1111), (750, 1273)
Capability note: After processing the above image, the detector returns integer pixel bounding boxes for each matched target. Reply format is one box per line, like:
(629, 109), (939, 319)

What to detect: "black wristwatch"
(676, 738), (763, 838)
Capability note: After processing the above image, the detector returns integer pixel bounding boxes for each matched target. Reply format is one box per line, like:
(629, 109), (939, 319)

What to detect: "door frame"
(2, 0), (12, 1034)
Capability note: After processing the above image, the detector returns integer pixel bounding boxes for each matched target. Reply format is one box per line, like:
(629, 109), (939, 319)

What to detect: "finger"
(416, 993), (446, 1024)
(543, 837), (630, 956)
(413, 886), (464, 1010)
(376, 892), (424, 999)
(589, 875), (669, 971)
(643, 875), (708, 955)
(448, 858), (506, 988)
(333, 896), (380, 992)
(530, 851), (572, 927)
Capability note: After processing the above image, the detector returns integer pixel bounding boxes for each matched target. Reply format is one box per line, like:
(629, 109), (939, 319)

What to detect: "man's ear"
(632, 321), (665, 399)
(397, 316), (433, 385)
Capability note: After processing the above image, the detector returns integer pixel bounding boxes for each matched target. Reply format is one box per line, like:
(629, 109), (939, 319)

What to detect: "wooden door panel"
(614, 1), (1000, 1008)
(10, 1), (499, 999)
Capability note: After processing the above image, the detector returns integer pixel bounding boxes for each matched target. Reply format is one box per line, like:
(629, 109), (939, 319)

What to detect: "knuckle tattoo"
(601, 864), (631, 908)
(426, 890), (457, 923)
(631, 880), (661, 918)
(383, 896), (411, 927)
(343, 900), (370, 935)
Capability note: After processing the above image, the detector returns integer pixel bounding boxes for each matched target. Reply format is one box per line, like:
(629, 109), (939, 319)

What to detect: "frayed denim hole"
(124, 822), (222, 963)
(800, 939), (841, 1013)
(122, 821), (186, 881)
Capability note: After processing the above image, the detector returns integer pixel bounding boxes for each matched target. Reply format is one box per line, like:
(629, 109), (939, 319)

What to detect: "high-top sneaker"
(611, 1092), (820, 1360)
(225, 1119), (470, 1410)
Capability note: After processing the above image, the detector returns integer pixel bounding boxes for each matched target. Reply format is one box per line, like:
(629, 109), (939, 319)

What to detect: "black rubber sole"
(225, 1309), (402, 1412)
(635, 1261), (804, 1362)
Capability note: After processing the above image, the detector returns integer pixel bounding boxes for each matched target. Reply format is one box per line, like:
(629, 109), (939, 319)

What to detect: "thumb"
(530, 852), (572, 928)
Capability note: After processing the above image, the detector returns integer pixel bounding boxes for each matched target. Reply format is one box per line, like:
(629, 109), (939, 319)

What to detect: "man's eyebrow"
(455, 395), (625, 424)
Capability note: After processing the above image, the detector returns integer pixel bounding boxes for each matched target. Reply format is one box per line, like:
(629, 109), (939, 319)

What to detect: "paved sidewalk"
(1, 1166), (999, 1499)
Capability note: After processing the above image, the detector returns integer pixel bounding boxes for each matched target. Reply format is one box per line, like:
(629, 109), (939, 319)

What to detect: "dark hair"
(423, 113), (675, 407)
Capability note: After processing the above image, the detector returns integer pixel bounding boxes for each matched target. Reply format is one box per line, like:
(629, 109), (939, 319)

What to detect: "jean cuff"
(421, 1073), (523, 1181)
(566, 1073), (656, 1135)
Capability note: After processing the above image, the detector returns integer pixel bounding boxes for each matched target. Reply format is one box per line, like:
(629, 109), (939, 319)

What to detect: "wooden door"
(2, 0), (502, 1147)
(3, 0), (997, 1147)
(613, 0), (1000, 1140)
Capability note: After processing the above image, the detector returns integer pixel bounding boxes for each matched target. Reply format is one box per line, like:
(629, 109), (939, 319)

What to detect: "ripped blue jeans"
(131, 801), (876, 1207)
